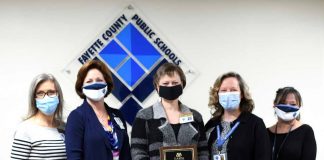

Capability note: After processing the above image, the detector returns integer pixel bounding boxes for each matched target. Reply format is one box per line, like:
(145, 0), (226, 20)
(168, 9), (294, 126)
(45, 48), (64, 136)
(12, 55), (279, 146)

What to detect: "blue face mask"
(219, 91), (241, 110)
(35, 95), (59, 116)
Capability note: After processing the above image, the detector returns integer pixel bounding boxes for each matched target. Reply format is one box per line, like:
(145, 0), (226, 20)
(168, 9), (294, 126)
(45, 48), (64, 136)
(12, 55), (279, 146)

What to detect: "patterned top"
(205, 112), (271, 160)
(211, 121), (231, 155)
(10, 120), (66, 160)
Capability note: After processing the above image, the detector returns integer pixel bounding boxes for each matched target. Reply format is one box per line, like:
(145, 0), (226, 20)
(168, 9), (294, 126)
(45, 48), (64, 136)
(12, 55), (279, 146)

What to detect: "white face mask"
(82, 82), (108, 101)
(274, 104), (300, 121)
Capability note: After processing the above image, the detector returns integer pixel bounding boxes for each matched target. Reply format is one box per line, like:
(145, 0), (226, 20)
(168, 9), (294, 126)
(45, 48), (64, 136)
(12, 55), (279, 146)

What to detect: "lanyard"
(272, 123), (292, 160)
(216, 121), (240, 151)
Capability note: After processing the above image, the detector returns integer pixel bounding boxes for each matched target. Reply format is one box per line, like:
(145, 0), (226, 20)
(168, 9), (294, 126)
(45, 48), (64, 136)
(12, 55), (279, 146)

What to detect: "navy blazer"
(65, 100), (131, 160)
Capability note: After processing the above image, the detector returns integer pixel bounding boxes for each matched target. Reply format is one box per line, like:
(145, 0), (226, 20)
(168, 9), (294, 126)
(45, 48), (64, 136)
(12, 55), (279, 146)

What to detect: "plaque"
(160, 145), (197, 160)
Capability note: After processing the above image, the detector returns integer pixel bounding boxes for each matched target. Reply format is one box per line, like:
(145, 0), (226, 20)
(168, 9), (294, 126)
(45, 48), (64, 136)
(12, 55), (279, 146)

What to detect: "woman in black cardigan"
(205, 72), (271, 160)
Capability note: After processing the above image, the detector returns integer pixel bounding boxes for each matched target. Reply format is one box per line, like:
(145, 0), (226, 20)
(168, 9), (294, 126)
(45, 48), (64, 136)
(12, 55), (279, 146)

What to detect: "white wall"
(1, 0), (323, 159)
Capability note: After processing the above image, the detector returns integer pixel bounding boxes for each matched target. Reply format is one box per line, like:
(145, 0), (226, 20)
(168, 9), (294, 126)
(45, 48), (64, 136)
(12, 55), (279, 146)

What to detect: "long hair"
(27, 73), (64, 123)
(208, 72), (254, 120)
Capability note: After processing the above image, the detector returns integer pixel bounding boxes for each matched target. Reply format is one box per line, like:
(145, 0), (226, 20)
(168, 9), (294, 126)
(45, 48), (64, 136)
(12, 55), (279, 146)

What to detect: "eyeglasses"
(35, 90), (58, 99)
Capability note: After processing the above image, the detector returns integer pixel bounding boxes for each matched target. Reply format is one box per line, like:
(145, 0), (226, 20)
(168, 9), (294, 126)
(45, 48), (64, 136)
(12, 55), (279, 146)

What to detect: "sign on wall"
(63, 4), (197, 125)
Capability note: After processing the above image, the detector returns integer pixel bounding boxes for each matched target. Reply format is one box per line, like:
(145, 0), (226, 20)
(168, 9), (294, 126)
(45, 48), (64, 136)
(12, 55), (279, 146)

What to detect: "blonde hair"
(209, 72), (254, 119)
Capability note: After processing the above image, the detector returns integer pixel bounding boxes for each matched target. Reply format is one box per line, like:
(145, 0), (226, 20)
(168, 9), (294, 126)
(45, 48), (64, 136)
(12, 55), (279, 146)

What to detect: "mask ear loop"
(155, 85), (162, 102)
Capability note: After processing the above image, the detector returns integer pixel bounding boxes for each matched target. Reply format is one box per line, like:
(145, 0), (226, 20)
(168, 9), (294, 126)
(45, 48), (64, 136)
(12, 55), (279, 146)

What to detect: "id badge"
(179, 113), (194, 124)
(213, 153), (226, 160)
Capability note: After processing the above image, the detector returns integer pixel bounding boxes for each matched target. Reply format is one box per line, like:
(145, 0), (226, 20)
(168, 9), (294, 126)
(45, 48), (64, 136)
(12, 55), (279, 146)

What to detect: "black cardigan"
(205, 112), (271, 160)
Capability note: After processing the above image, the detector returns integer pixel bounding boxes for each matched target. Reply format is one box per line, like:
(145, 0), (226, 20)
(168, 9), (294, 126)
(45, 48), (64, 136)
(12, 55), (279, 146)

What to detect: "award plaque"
(160, 145), (197, 160)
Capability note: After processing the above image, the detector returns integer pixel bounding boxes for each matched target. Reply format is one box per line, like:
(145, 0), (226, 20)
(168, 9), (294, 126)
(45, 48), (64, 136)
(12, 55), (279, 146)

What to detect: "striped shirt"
(11, 120), (66, 160)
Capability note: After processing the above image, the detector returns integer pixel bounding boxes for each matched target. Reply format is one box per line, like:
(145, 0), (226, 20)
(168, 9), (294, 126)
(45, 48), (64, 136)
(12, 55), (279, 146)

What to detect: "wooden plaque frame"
(160, 145), (197, 160)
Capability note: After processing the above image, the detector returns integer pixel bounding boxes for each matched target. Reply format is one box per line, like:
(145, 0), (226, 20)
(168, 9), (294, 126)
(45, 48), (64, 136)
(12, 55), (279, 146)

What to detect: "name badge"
(179, 113), (194, 124)
(114, 117), (125, 129)
(213, 153), (226, 160)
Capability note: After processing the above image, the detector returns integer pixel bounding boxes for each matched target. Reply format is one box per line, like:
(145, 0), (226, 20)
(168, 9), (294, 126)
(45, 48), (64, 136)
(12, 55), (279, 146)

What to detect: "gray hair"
(27, 73), (64, 123)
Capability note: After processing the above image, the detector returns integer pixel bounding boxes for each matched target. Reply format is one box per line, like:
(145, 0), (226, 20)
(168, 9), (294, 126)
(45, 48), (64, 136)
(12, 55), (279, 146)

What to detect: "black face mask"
(158, 85), (183, 100)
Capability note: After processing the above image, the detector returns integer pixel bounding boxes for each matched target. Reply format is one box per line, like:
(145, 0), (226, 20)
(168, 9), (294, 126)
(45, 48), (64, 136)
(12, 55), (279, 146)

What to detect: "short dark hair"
(153, 63), (186, 89)
(75, 60), (114, 99)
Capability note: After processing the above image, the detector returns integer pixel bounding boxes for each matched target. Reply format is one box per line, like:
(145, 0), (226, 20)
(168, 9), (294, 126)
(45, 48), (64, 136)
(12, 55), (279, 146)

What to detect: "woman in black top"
(267, 87), (317, 160)
(205, 72), (271, 160)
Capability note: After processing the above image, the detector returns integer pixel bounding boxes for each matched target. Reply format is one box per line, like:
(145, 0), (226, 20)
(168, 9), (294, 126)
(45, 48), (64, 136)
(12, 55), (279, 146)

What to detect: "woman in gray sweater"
(131, 62), (209, 160)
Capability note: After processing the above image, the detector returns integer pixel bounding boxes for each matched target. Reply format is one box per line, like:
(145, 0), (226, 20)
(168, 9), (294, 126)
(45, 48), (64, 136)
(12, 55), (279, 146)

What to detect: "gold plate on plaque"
(160, 145), (197, 160)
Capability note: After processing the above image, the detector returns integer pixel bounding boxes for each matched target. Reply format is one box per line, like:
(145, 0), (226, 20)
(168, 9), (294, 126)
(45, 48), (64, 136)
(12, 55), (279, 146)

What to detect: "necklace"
(94, 110), (112, 131)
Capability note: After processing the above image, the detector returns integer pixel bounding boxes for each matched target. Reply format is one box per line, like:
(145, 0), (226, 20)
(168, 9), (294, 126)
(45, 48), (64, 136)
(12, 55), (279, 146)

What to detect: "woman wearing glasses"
(10, 73), (66, 159)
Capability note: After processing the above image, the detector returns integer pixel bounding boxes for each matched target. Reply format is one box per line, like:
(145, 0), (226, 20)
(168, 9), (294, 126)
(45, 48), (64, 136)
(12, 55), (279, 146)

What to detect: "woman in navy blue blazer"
(65, 60), (131, 160)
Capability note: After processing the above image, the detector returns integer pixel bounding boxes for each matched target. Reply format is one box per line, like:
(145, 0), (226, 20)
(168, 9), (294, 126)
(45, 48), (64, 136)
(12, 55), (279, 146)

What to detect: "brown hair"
(153, 62), (186, 89)
(75, 60), (114, 99)
(27, 73), (64, 124)
(274, 87), (302, 106)
(274, 86), (302, 120)
(209, 72), (254, 119)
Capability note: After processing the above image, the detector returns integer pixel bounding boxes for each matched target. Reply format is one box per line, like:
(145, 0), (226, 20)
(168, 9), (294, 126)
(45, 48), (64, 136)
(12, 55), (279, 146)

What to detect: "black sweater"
(267, 124), (317, 160)
(205, 112), (271, 160)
